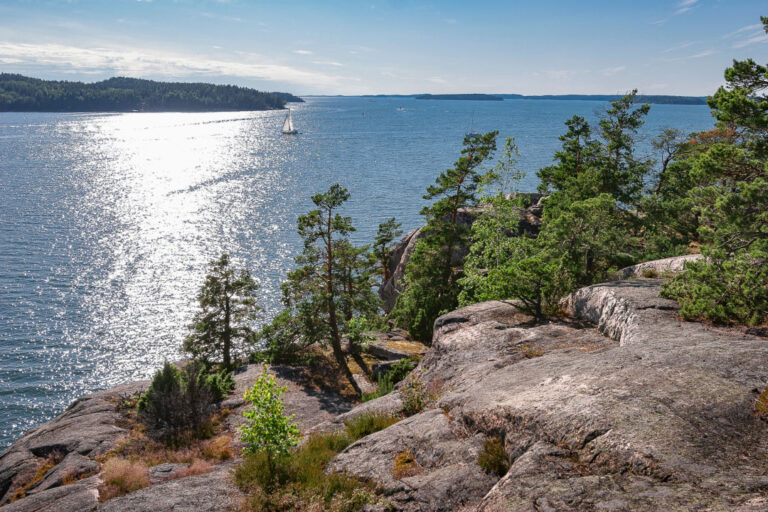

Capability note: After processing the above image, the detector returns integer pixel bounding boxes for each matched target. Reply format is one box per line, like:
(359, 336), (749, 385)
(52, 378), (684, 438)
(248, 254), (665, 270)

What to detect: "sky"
(0, 0), (766, 96)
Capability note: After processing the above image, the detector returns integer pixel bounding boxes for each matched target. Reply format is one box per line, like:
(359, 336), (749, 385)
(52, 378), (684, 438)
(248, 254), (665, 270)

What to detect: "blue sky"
(0, 0), (765, 95)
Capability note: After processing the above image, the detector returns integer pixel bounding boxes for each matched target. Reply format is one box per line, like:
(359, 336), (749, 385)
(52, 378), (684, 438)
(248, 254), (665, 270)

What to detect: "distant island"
(498, 93), (707, 105)
(0, 74), (303, 112)
(351, 93), (708, 105)
(414, 94), (504, 101)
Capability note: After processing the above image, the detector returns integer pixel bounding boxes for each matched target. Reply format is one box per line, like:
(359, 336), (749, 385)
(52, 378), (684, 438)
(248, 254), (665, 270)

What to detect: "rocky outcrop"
(331, 276), (768, 511)
(0, 363), (354, 511)
(379, 194), (544, 312)
(0, 381), (147, 505)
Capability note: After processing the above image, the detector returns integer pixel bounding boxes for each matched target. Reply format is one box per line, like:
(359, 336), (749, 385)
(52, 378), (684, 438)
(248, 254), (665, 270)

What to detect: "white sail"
(282, 109), (296, 133)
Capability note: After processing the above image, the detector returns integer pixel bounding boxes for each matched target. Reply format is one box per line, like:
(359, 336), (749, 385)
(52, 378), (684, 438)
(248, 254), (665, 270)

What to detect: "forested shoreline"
(0, 74), (303, 112)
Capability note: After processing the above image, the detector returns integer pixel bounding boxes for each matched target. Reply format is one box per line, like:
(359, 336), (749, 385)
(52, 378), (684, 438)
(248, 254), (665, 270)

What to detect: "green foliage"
(373, 217), (403, 283)
(661, 251), (768, 326)
(362, 356), (418, 402)
(0, 73), (301, 112)
(538, 91), (653, 210)
(657, 17), (768, 326)
(184, 253), (261, 372)
(458, 94), (651, 317)
(201, 369), (235, 402)
(233, 413), (397, 511)
(239, 367), (300, 462)
(392, 132), (501, 341)
(477, 436), (509, 476)
(257, 184), (380, 396)
(137, 362), (221, 444)
(401, 373), (427, 416)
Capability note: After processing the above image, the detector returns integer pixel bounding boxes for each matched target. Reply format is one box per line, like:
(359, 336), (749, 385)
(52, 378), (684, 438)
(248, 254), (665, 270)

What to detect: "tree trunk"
(223, 287), (232, 372)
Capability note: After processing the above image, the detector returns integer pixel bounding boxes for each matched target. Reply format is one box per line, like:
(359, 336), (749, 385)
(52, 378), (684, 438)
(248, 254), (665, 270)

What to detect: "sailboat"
(281, 108), (298, 135)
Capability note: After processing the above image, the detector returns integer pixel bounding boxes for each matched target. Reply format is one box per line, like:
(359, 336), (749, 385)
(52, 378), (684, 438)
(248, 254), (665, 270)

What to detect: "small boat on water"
(281, 108), (298, 134)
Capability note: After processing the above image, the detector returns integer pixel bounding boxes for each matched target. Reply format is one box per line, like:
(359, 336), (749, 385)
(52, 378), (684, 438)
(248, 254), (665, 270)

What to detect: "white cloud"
(672, 0), (698, 16)
(662, 41), (695, 53)
(293, 49), (313, 55)
(732, 33), (768, 49)
(428, 76), (446, 84)
(0, 41), (341, 86)
(690, 49), (715, 58)
(313, 60), (344, 67)
(723, 23), (762, 38)
(602, 65), (626, 76)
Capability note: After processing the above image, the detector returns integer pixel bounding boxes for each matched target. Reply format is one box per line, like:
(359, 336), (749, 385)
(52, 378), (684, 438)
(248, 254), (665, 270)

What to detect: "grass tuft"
(392, 451), (420, 479)
(477, 436), (509, 476)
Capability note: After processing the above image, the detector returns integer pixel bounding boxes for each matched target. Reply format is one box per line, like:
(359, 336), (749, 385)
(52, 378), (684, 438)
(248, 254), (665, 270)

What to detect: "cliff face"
(2, 256), (767, 511)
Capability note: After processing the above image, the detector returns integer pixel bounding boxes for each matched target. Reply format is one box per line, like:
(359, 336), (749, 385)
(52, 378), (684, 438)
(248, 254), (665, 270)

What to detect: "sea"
(0, 96), (714, 450)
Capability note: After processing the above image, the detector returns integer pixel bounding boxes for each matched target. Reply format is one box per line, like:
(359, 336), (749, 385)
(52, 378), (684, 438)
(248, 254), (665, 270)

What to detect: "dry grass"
(756, 388), (768, 418)
(392, 451), (421, 479)
(98, 458), (150, 502)
(202, 435), (234, 461)
(169, 458), (212, 480)
(381, 340), (427, 356)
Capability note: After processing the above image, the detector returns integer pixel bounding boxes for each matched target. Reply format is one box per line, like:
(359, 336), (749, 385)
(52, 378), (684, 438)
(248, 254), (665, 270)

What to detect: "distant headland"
(414, 93), (504, 101)
(343, 93), (708, 105)
(0, 74), (303, 113)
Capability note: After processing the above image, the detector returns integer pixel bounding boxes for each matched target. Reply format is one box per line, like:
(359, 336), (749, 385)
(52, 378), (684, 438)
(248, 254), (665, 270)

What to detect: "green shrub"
(137, 361), (219, 444)
(477, 436), (509, 476)
(362, 357), (418, 402)
(201, 369), (235, 402)
(234, 431), (377, 512)
(401, 374), (427, 416)
(239, 367), (300, 466)
(661, 252), (768, 326)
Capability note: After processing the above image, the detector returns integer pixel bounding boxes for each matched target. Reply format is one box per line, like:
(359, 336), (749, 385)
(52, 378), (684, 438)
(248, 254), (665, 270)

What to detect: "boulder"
(331, 276), (768, 510)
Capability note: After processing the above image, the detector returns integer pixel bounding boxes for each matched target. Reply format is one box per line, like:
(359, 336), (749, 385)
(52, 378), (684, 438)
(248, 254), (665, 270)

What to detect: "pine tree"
(268, 184), (379, 395)
(392, 132), (499, 341)
(184, 254), (260, 372)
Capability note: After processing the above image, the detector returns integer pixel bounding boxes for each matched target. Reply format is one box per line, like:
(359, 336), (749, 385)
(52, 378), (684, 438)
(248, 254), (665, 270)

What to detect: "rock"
(330, 409), (497, 511)
(148, 463), (188, 485)
(331, 273), (768, 510)
(222, 364), (353, 435)
(1, 475), (100, 512)
(379, 196), (543, 312)
(26, 452), (99, 495)
(612, 254), (703, 280)
(0, 381), (147, 504)
(97, 462), (241, 512)
(353, 374), (378, 395)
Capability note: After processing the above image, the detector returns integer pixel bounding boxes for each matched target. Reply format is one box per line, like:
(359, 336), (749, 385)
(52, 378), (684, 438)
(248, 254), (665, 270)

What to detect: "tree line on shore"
(0, 74), (302, 112)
